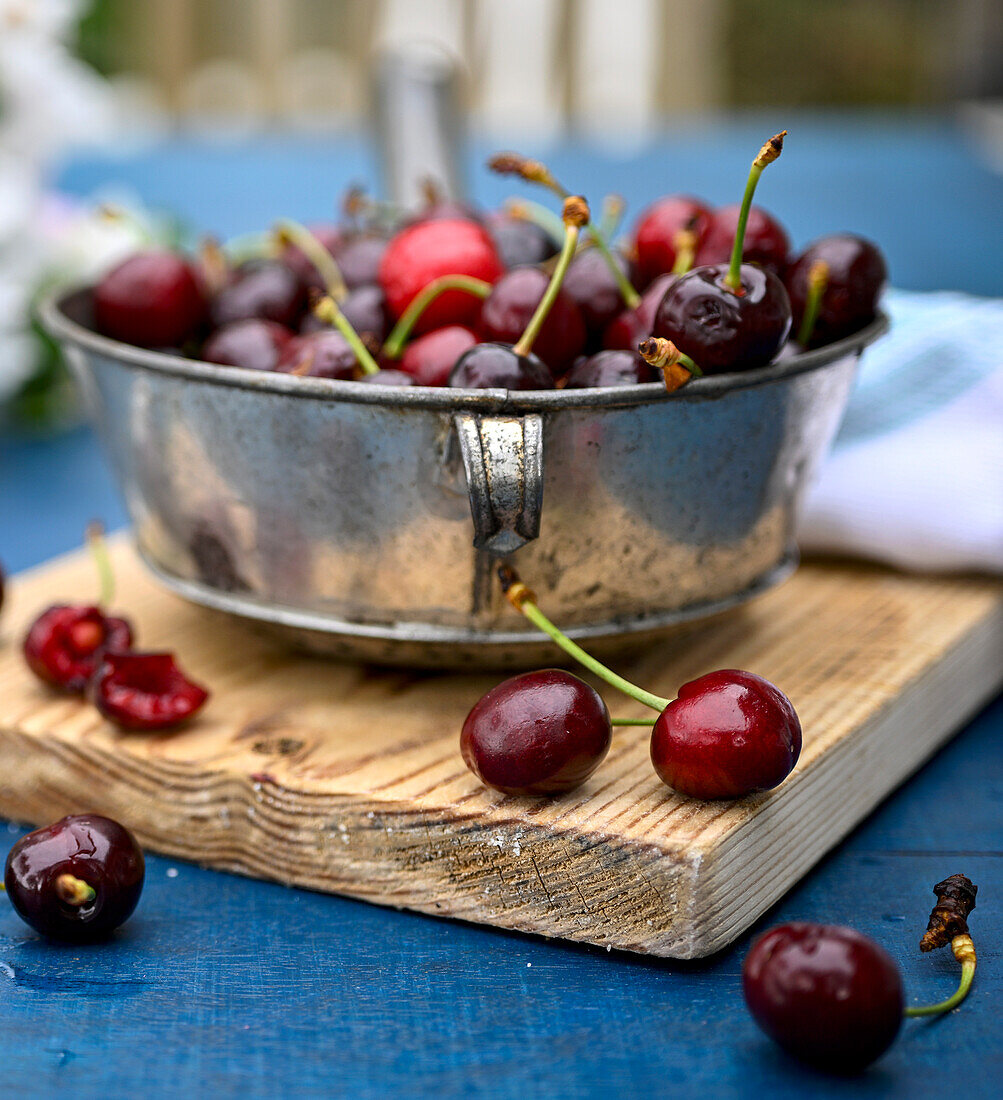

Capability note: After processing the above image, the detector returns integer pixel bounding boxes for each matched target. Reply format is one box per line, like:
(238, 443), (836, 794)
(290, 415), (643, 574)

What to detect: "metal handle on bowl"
(454, 413), (544, 555)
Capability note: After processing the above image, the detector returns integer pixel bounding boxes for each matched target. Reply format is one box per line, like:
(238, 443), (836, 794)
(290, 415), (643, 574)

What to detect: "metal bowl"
(40, 287), (887, 667)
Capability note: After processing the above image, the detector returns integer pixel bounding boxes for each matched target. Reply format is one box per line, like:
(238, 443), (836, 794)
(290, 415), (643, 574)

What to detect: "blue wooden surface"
(1, 113), (1001, 1098)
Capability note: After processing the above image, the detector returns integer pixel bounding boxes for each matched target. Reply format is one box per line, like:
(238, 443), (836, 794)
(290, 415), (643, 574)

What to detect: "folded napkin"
(799, 289), (1003, 574)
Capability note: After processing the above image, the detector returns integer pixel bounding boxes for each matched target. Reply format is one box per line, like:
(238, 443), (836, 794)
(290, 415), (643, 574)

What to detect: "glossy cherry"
(203, 319), (293, 372)
(650, 670), (800, 799)
(695, 203), (790, 272)
(461, 669), (612, 794)
(602, 273), (678, 351)
(448, 342), (553, 390)
(478, 267), (585, 377)
(633, 196), (712, 286)
(89, 651), (209, 731)
(399, 325), (478, 387)
(563, 248), (635, 337)
(23, 605), (133, 693)
(276, 331), (357, 379)
(209, 258), (306, 329)
(785, 234), (887, 347)
(94, 250), (206, 347)
(5, 814), (145, 942)
(743, 923), (904, 1070)
(379, 218), (504, 335)
(564, 349), (658, 388)
(486, 212), (558, 268)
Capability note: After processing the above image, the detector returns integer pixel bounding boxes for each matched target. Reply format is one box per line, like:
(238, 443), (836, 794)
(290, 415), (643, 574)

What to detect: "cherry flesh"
(23, 605), (133, 693)
(653, 264), (792, 373)
(479, 267), (585, 377)
(461, 669), (612, 794)
(89, 651), (209, 731)
(400, 325), (478, 386)
(565, 349), (658, 388)
(743, 923), (904, 1070)
(486, 212), (558, 269)
(633, 196), (712, 286)
(5, 814), (145, 942)
(650, 669), (801, 799)
(563, 248), (635, 336)
(209, 259), (306, 329)
(94, 251), (206, 348)
(786, 234), (887, 347)
(449, 343), (554, 390)
(602, 273), (678, 351)
(276, 331), (357, 379)
(379, 219), (504, 335)
(203, 319), (293, 372)
(695, 203), (790, 272)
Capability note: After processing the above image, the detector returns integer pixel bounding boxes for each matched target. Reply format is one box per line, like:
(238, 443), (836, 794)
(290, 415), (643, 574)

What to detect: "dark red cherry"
(563, 248), (635, 336)
(695, 204), (790, 272)
(564, 349), (658, 388)
(633, 196), (712, 286)
(276, 331), (356, 379)
(486, 212), (559, 269)
(23, 605), (133, 694)
(479, 267), (585, 377)
(281, 223), (344, 288)
(209, 258), (306, 329)
(337, 235), (388, 290)
(203, 319), (293, 372)
(301, 284), (390, 342)
(400, 325), (478, 386)
(5, 814), (145, 942)
(785, 235), (887, 347)
(379, 219), (504, 335)
(602, 273), (678, 351)
(650, 669), (801, 799)
(743, 923), (904, 1070)
(461, 669), (612, 794)
(89, 651), (209, 731)
(653, 264), (792, 373)
(94, 251), (206, 347)
(449, 343), (554, 390)
(358, 369), (415, 387)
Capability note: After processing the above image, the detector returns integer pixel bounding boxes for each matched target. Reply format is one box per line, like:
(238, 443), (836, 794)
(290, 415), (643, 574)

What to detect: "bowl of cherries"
(40, 131), (888, 667)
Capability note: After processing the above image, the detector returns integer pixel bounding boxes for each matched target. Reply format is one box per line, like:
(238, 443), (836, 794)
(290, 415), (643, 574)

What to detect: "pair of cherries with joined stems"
(461, 567), (801, 800)
(21, 524), (208, 731)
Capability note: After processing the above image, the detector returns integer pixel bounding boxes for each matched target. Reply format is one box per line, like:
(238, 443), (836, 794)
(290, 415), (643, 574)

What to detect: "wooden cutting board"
(1, 541), (1001, 958)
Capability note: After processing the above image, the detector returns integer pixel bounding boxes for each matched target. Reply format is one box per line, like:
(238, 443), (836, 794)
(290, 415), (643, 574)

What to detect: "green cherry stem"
(274, 219), (348, 301)
(503, 198), (565, 246)
(638, 337), (702, 394)
(904, 939), (976, 1017)
(313, 296), (380, 375)
(611, 717), (657, 727)
(795, 259), (830, 346)
(498, 565), (670, 713)
(905, 873), (978, 1017)
(724, 130), (786, 294)
(512, 197), (588, 358)
(598, 194), (626, 242)
(381, 275), (492, 359)
(671, 225), (698, 276)
(86, 521), (115, 608)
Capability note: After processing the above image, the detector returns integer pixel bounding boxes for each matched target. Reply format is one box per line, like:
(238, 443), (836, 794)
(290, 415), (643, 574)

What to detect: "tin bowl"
(40, 288), (887, 667)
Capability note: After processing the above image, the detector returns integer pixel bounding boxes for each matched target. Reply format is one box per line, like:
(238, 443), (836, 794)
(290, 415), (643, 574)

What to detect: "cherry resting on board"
(89, 650), (209, 731)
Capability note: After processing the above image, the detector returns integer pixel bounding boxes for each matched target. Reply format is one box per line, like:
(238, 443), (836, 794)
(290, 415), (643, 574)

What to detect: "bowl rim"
(39, 284), (889, 413)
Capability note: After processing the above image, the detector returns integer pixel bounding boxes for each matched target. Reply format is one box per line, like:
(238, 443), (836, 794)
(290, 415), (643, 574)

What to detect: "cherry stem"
(499, 565), (670, 713)
(86, 521), (115, 608)
(54, 873), (96, 906)
(905, 934), (976, 1017)
(381, 275), (492, 359)
(504, 198), (565, 246)
(611, 717), (657, 727)
(274, 219), (348, 301)
(221, 230), (271, 264)
(795, 259), (830, 346)
(313, 296), (380, 375)
(512, 197), (588, 358)
(638, 337), (702, 393)
(671, 225), (698, 276)
(725, 131), (786, 294)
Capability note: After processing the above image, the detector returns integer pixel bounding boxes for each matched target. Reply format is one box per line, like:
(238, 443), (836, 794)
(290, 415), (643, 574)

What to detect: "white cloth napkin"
(799, 290), (1003, 574)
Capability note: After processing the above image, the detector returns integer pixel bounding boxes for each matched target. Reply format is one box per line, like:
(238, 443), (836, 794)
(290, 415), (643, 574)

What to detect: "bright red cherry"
(5, 814), (145, 942)
(94, 251), (206, 347)
(379, 219), (504, 335)
(633, 196), (712, 287)
(695, 203), (790, 272)
(89, 651), (209, 731)
(602, 273), (678, 351)
(23, 605), (133, 693)
(650, 669), (801, 799)
(209, 258), (306, 329)
(399, 325), (478, 386)
(564, 349), (658, 388)
(461, 669), (612, 794)
(743, 923), (904, 1070)
(479, 267), (586, 377)
(202, 319), (293, 372)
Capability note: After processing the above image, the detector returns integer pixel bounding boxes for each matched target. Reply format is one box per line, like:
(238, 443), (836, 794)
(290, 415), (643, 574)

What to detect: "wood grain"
(1, 540), (1001, 958)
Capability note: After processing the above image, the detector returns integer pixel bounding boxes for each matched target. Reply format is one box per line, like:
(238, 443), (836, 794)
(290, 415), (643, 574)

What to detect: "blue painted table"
(1, 113), (1001, 1098)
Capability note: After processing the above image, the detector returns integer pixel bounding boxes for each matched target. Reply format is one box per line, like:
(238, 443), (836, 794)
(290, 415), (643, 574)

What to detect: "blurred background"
(1, 0), (1002, 428)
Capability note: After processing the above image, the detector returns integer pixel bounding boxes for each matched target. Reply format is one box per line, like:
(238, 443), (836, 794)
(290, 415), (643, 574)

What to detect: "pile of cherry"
(91, 131), (886, 390)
